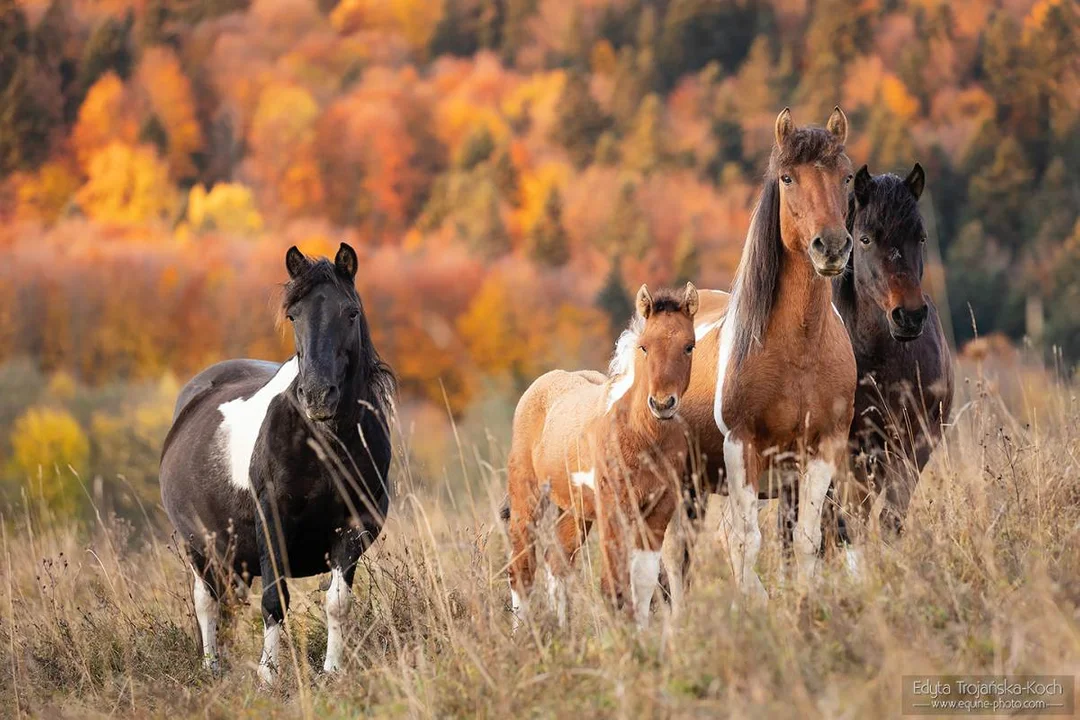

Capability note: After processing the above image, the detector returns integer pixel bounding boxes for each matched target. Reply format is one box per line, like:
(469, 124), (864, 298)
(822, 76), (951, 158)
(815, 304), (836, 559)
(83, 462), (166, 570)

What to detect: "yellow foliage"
(1024, 0), (1063, 41)
(76, 142), (177, 225)
(250, 83), (320, 157)
(137, 47), (205, 179)
(8, 407), (90, 514)
(187, 183), (263, 234)
(46, 372), (78, 401)
(71, 73), (139, 173)
(14, 160), (81, 223)
(881, 74), (919, 120)
(331, 0), (444, 54)
(502, 70), (565, 128)
(435, 97), (509, 158)
(512, 161), (571, 237)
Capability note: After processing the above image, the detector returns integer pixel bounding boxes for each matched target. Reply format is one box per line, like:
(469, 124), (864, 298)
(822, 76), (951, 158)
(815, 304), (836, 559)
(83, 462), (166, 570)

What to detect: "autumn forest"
(0, 0), (1078, 523)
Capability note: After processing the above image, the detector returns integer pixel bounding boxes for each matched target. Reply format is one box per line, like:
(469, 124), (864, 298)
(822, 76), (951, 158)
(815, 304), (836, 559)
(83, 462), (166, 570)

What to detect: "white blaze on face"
(217, 358), (299, 491)
(258, 621), (282, 685)
(191, 567), (219, 672)
(629, 549), (661, 629)
(570, 469), (595, 490)
(323, 568), (352, 673)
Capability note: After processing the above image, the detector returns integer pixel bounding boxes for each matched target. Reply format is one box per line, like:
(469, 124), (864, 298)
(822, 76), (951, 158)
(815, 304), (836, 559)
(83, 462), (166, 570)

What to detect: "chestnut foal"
(507, 284), (698, 629)
(665, 107), (857, 606)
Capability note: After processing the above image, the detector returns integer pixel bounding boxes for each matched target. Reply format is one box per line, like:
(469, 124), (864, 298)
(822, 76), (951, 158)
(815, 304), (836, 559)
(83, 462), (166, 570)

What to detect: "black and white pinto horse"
(159, 243), (395, 683)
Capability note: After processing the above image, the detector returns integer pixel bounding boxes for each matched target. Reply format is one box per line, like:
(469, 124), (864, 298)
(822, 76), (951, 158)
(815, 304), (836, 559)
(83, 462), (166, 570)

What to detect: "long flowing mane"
(729, 127), (848, 369)
(281, 258), (397, 424)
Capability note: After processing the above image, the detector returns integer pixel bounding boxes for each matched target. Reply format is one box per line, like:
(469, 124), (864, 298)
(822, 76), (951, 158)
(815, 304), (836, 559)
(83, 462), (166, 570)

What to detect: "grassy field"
(2, 357), (1079, 719)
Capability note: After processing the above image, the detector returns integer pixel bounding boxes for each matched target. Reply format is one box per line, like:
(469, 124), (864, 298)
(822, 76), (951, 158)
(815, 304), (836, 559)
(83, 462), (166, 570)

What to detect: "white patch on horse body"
(545, 565), (568, 628)
(570, 469), (595, 490)
(629, 549), (661, 629)
(720, 436), (767, 602)
(712, 302), (738, 435)
(258, 621), (281, 685)
(217, 358), (299, 491)
(794, 458), (835, 588)
(323, 568), (351, 673)
(695, 320), (721, 342)
(606, 314), (644, 412)
(191, 567), (219, 672)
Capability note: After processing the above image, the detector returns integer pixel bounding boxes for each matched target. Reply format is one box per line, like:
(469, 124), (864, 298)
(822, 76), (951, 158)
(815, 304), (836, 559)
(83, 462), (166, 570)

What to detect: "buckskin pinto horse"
(506, 284), (698, 629)
(159, 244), (395, 683)
(829, 163), (953, 552)
(663, 107), (858, 606)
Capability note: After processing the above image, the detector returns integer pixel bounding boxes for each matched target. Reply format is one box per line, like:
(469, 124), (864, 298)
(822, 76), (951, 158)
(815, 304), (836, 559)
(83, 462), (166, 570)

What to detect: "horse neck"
(607, 366), (662, 446)
(845, 268), (893, 357)
(768, 243), (835, 348)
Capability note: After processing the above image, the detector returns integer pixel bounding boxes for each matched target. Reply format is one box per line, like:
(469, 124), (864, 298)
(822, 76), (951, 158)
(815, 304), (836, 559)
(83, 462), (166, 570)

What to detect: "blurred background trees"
(0, 0), (1077, 527)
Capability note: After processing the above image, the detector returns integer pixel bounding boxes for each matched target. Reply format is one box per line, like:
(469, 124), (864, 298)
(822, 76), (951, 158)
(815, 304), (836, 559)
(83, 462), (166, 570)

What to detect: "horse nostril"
(913, 304), (929, 324)
(325, 385), (340, 406)
(811, 237), (825, 254)
(842, 234), (853, 254)
(891, 307), (906, 327)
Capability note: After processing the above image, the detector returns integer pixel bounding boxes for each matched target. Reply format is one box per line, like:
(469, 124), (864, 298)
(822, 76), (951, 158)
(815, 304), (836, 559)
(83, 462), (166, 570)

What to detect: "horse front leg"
(720, 434), (767, 602)
(324, 522), (378, 674)
(255, 490), (291, 685)
(794, 438), (844, 589)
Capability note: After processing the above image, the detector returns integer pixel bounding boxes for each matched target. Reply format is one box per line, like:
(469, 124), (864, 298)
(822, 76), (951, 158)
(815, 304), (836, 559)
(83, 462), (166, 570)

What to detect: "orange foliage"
(136, 47), (204, 179)
(71, 73), (140, 173)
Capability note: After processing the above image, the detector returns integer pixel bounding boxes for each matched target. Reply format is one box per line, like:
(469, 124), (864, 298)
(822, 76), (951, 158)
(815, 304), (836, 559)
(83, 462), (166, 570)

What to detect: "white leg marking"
(258, 621), (281, 685)
(844, 546), (863, 580)
(660, 515), (685, 617)
(323, 568), (352, 673)
(545, 565), (568, 628)
(794, 458), (835, 588)
(721, 437), (767, 602)
(570, 469), (595, 490)
(217, 358), (299, 491)
(191, 568), (219, 672)
(629, 549), (661, 630)
(510, 584), (526, 633)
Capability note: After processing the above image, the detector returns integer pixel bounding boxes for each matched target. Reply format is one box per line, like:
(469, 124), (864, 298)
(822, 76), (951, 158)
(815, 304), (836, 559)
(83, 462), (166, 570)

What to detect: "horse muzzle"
(809, 233), (853, 277)
(648, 395), (679, 420)
(888, 304), (928, 341)
(298, 384), (340, 422)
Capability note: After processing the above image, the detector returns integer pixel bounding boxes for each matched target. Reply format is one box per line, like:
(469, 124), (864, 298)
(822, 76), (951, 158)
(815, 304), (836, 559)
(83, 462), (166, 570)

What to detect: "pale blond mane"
(605, 313), (644, 411)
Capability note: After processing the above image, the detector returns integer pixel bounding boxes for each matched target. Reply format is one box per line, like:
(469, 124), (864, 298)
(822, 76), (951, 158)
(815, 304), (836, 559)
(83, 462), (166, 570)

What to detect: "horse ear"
(904, 162), (925, 200)
(826, 106), (848, 145)
(775, 107), (794, 146)
(683, 282), (699, 318)
(335, 243), (358, 281)
(636, 284), (652, 319)
(853, 164), (872, 207)
(285, 246), (310, 279)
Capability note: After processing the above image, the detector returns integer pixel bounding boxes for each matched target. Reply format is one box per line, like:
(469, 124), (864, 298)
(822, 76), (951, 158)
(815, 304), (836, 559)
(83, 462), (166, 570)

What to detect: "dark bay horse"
(159, 243), (395, 683)
(831, 164), (953, 555)
(665, 108), (858, 605)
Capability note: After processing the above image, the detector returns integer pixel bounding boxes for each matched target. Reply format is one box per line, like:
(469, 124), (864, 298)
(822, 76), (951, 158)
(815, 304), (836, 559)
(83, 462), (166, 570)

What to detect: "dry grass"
(2, 359), (1079, 718)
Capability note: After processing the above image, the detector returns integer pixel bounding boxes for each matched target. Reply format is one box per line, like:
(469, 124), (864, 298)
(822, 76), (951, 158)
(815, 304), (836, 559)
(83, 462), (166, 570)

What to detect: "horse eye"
(780, 174), (793, 185)
(348, 310), (359, 322)
(919, 235), (927, 244)
(286, 314), (295, 322)
(859, 236), (871, 246)
(639, 345), (647, 354)
(844, 174), (853, 185)
(685, 344), (695, 355)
